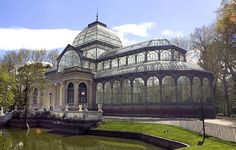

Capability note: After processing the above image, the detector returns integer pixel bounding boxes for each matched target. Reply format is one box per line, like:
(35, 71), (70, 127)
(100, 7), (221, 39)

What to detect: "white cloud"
(0, 28), (80, 50)
(112, 22), (156, 46)
(161, 30), (184, 38)
(115, 32), (139, 46)
(113, 22), (156, 37)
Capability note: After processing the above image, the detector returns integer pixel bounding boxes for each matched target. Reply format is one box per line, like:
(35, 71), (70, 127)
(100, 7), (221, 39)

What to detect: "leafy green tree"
(0, 67), (15, 109)
(16, 63), (48, 126)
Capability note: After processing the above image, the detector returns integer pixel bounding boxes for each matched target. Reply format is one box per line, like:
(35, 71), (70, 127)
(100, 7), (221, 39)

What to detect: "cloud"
(115, 32), (139, 46)
(112, 22), (156, 46)
(161, 30), (184, 38)
(113, 22), (156, 37)
(0, 28), (79, 50)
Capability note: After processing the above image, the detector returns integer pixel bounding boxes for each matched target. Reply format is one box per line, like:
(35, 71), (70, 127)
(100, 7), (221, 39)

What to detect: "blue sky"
(0, 0), (221, 53)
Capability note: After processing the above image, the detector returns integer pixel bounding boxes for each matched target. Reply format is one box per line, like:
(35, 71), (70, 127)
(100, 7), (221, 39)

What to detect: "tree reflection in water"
(0, 129), (163, 150)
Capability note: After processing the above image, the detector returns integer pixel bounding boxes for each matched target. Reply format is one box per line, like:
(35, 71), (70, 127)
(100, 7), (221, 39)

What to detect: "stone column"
(74, 81), (79, 108)
(63, 82), (67, 107)
(89, 81), (93, 109)
(59, 82), (63, 109)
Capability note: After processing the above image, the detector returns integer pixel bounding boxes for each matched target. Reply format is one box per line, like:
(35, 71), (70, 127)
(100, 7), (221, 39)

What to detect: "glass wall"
(122, 79), (131, 104)
(147, 51), (159, 61)
(160, 50), (172, 61)
(133, 78), (145, 104)
(111, 59), (118, 68)
(97, 62), (103, 71)
(146, 76), (160, 103)
(136, 53), (145, 63)
(203, 78), (211, 103)
(104, 60), (110, 69)
(192, 77), (201, 103)
(174, 51), (179, 61)
(104, 82), (112, 104)
(119, 56), (126, 67)
(96, 83), (103, 104)
(58, 50), (81, 72)
(162, 76), (175, 103)
(177, 76), (191, 103)
(112, 80), (121, 104)
(128, 55), (135, 65)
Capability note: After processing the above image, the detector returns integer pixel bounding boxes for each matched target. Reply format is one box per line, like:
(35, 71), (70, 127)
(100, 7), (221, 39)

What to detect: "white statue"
(78, 104), (83, 112)
(0, 107), (4, 116)
(65, 104), (68, 112)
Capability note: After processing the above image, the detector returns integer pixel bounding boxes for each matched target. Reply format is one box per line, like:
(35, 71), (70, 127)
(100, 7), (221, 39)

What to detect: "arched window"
(192, 77), (201, 103)
(112, 80), (121, 104)
(104, 82), (112, 104)
(58, 50), (81, 72)
(203, 78), (211, 103)
(96, 83), (103, 104)
(180, 54), (185, 61)
(133, 78), (145, 104)
(162, 76), (175, 103)
(136, 53), (145, 63)
(104, 60), (110, 70)
(147, 51), (158, 61)
(119, 56), (126, 67)
(122, 79), (131, 104)
(174, 51), (179, 61)
(79, 83), (87, 103)
(111, 59), (118, 68)
(67, 82), (74, 104)
(160, 50), (172, 61)
(128, 55), (135, 65)
(147, 77), (160, 103)
(177, 76), (191, 103)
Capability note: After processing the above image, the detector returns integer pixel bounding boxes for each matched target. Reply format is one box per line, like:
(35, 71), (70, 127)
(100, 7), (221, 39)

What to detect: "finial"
(96, 8), (98, 21)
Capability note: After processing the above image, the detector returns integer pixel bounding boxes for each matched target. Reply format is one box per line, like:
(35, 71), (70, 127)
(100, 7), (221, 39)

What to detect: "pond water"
(0, 128), (164, 150)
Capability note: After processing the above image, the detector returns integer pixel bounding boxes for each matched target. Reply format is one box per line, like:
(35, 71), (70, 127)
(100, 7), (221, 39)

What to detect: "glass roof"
(98, 39), (186, 59)
(94, 61), (206, 79)
(72, 21), (122, 48)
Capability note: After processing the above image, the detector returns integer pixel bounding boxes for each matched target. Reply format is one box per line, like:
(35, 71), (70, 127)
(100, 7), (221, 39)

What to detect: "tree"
(31, 49), (47, 63)
(16, 63), (48, 127)
(46, 49), (59, 68)
(0, 67), (15, 109)
(171, 36), (191, 50)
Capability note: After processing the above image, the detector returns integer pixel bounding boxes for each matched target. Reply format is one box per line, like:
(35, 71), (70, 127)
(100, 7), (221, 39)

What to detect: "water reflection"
(0, 129), (163, 150)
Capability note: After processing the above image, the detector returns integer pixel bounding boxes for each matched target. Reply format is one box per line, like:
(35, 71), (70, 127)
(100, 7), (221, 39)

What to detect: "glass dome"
(72, 21), (122, 48)
(58, 50), (81, 72)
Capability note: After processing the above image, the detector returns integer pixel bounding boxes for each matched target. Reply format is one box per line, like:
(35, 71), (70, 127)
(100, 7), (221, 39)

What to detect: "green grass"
(97, 121), (236, 150)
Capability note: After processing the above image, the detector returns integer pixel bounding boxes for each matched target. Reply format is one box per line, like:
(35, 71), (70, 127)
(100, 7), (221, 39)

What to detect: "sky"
(0, 0), (221, 55)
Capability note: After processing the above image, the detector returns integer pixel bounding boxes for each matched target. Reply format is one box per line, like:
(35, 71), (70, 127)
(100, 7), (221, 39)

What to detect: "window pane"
(104, 82), (112, 104)
(58, 50), (81, 72)
(177, 76), (191, 103)
(203, 78), (211, 103)
(162, 76), (175, 103)
(133, 78), (145, 104)
(112, 80), (121, 104)
(146, 76), (160, 103)
(96, 83), (103, 104)
(193, 77), (201, 103)
(122, 79), (131, 104)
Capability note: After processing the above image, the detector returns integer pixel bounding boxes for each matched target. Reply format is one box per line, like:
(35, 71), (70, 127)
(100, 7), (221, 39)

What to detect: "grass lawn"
(97, 120), (236, 150)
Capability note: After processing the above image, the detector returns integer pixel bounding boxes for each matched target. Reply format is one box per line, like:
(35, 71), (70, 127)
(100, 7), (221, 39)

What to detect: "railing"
(52, 110), (103, 121)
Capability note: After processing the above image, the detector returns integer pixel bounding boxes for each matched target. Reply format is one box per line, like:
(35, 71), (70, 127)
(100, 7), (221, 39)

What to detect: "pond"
(0, 128), (164, 150)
